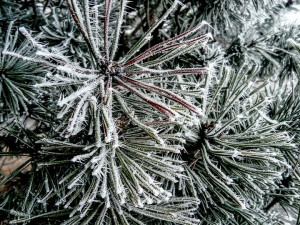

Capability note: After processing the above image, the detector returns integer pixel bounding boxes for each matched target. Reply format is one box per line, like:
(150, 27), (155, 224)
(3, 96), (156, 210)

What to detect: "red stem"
(126, 67), (207, 75)
(121, 75), (200, 114)
(66, 0), (92, 54)
(114, 77), (176, 118)
(104, 0), (112, 60)
(123, 24), (207, 67)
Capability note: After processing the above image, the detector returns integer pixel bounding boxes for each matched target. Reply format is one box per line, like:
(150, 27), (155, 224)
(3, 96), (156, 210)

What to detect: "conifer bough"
(0, 0), (299, 224)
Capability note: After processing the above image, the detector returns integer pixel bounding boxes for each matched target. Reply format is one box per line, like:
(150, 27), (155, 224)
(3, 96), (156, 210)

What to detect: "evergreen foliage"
(0, 0), (300, 224)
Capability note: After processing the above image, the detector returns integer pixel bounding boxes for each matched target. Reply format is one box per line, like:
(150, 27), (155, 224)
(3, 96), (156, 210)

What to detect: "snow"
(281, 5), (300, 25)
(272, 203), (298, 225)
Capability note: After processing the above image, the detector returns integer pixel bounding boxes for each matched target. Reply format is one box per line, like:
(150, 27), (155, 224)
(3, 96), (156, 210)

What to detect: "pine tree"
(0, 0), (300, 224)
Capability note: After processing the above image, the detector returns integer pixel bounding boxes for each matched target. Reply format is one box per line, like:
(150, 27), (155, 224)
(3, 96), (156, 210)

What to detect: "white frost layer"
(281, 5), (300, 25)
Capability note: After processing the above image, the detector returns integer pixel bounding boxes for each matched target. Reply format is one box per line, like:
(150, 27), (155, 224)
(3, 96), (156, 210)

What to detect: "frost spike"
(110, 0), (127, 60)
(83, 0), (104, 63)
